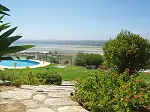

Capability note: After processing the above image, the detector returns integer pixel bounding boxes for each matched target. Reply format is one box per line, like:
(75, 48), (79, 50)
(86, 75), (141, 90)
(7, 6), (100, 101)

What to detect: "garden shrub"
(12, 75), (41, 87)
(0, 67), (62, 86)
(50, 57), (59, 64)
(103, 30), (150, 74)
(0, 69), (41, 87)
(12, 68), (41, 86)
(74, 52), (103, 67)
(64, 60), (69, 64)
(82, 53), (103, 68)
(37, 71), (62, 85)
(74, 70), (150, 112)
(45, 73), (62, 85)
(74, 52), (85, 66)
(0, 70), (22, 83)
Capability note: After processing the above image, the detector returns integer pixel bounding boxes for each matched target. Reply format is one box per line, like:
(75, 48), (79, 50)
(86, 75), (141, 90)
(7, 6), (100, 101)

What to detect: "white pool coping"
(0, 60), (50, 69)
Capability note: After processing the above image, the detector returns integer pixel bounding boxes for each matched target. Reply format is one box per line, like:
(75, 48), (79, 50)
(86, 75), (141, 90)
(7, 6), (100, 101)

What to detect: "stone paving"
(0, 81), (88, 112)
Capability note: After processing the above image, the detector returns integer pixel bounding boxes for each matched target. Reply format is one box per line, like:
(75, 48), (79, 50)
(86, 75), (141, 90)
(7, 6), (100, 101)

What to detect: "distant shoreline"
(14, 40), (108, 46)
(22, 44), (103, 54)
(13, 40), (105, 54)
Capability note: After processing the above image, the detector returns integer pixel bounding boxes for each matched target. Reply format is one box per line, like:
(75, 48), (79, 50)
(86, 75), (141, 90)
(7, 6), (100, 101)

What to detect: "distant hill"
(16, 39), (108, 46)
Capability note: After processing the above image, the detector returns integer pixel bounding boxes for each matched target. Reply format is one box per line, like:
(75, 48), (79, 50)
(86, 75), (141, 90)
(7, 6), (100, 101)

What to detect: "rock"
(12, 89), (33, 100)
(48, 91), (70, 98)
(20, 100), (39, 109)
(0, 101), (26, 112)
(44, 98), (78, 106)
(0, 91), (13, 99)
(61, 81), (75, 86)
(27, 107), (55, 112)
(33, 94), (47, 102)
(58, 106), (89, 112)
(0, 99), (10, 105)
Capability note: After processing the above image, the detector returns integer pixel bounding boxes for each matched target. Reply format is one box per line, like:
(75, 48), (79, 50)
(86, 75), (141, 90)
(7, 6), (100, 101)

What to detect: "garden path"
(0, 81), (88, 112)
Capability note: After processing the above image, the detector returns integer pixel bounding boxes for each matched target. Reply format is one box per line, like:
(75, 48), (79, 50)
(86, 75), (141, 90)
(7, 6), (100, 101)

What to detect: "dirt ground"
(0, 86), (26, 112)
(0, 86), (16, 92)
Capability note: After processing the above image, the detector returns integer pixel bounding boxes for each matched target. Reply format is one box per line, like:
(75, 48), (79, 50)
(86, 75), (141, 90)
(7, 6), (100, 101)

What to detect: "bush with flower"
(102, 30), (150, 75)
(74, 69), (150, 112)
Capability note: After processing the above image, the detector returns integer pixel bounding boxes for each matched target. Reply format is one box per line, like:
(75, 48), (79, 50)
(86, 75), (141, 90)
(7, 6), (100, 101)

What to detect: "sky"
(1, 0), (150, 40)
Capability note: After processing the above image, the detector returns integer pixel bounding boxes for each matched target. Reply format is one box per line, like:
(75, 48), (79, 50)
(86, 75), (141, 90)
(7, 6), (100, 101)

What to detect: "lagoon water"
(12, 40), (105, 54)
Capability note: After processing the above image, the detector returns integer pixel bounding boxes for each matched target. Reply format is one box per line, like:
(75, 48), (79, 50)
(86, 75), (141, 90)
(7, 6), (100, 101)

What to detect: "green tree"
(103, 30), (150, 74)
(74, 52), (103, 67)
(0, 4), (35, 60)
(74, 52), (84, 66)
(82, 53), (103, 67)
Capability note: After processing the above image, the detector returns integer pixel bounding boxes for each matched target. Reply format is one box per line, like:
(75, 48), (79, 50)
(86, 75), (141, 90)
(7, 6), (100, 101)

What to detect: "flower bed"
(74, 70), (150, 112)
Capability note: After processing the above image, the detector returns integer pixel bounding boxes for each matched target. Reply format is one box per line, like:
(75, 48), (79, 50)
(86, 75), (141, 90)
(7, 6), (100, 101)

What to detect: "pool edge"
(0, 60), (50, 69)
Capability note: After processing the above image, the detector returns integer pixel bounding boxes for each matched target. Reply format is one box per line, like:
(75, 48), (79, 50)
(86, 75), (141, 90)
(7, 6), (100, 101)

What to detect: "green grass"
(2, 64), (150, 83)
(2, 64), (97, 81)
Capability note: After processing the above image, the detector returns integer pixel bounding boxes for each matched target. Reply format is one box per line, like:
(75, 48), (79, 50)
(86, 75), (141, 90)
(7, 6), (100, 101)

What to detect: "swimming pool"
(0, 60), (40, 67)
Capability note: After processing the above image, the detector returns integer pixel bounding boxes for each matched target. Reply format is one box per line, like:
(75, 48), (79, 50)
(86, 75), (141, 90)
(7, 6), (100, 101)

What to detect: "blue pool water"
(0, 60), (40, 67)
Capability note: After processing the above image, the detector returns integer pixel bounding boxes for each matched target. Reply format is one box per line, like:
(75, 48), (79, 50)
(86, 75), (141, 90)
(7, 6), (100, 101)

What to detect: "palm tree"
(0, 4), (35, 60)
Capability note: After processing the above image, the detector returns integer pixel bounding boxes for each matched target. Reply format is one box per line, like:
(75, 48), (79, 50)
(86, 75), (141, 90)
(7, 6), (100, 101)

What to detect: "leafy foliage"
(0, 67), (62, 86)
(74, 52), (103, 67)
(74, 70), (150, 112)
(0, 67), (41, 87)
(0, 4), (35, 59)
(82, 53), (103, 67)
(50, 56), (59, 64)
(74, 52), (85, 66)
(37, 71), (62, 85)
(103, 30), (150, 74)
(0, 4), (10, 16)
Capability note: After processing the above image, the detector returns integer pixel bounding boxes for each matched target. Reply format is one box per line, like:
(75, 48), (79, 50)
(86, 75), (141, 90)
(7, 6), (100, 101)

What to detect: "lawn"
(1, 64), (98, 81)
(1, 64), (150, 83)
